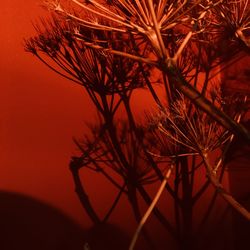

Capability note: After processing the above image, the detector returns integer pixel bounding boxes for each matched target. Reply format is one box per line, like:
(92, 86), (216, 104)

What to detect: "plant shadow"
(0, 191), (129, 250)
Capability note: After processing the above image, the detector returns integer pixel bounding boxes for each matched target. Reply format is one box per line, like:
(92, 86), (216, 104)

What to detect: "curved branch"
(69, 161), (101, 224)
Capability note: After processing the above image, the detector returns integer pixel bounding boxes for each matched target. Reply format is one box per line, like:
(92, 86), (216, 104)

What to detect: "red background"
(1, 1), (148, 239)
(1, 1), (249, 249)
(1, 0), (97, 227)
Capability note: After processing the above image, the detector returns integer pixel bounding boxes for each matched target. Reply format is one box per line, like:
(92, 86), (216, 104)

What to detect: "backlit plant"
(25, 1), (250, 249)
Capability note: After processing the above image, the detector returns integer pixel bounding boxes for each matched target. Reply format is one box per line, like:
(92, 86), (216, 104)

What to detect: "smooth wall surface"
(1, 0), (101, 227)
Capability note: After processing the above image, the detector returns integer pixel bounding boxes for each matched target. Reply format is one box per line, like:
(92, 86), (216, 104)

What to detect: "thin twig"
(202, 152), (250, 221)
(129, 163), (174, 250)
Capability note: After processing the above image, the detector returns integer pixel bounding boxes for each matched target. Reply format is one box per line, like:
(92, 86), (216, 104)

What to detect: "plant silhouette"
(25, 1), (250, 249)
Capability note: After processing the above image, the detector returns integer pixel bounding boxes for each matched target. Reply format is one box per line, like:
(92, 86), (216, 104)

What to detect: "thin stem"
(202, 152), (250, 221)
(129, 163), (174, 250)
(173, 31), (193, 62)
(214, 96), (248, 173)
(103, 182), (126, 222)
(70, 166), (101, 224)
(71, 0), (133, 28)
(77, 39), (157, 65)
(147, 0), (169, 58)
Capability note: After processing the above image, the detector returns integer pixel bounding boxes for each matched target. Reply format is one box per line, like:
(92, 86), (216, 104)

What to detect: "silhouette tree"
(25, 1), (250, 249)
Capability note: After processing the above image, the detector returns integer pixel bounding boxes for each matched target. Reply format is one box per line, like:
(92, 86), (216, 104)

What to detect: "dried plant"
(25, 1), (250, 249)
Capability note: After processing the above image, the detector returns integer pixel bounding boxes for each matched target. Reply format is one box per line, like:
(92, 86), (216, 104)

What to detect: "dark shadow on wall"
(0, 191), (129, 250)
